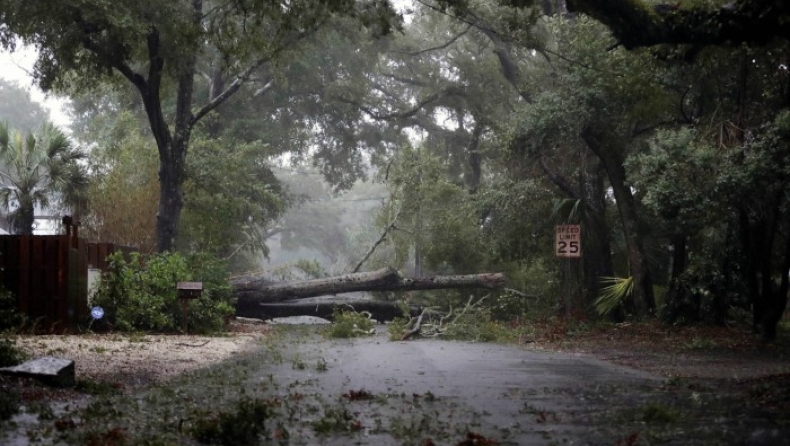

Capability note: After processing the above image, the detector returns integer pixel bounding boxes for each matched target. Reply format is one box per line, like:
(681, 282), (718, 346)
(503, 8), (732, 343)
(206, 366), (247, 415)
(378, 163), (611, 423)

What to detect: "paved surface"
(0, 325), (666, 445)
(261, 326), (662, 445)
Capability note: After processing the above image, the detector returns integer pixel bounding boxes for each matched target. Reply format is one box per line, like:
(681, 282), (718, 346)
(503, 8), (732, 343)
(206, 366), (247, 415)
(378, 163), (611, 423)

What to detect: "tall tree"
(0, 122), (88, 234)
(0, 0), (397, 251)
(0, 79), (51, 134)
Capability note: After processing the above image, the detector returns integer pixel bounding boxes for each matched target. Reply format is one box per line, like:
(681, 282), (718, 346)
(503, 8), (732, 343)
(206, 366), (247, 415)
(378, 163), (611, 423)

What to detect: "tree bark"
(236, 298), (413, 322)
(662, 233), (693, 323)
(563, 0), (790, 49)
(582, 127), (656, 315)
(232, 267), (506, 303)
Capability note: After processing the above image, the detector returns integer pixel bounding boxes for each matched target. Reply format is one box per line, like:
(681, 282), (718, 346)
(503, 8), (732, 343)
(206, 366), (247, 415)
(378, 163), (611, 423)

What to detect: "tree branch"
(391, 25), (472, 56)
(562, 0), (790, 49)
(191, 59), (270, 125)
(338, 86), (465, 121)
(352, 208), (401, 273)
(538, 155), (580, 200)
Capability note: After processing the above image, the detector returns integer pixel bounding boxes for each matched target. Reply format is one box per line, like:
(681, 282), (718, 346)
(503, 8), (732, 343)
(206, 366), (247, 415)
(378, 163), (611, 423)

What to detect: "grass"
(190, 397), (273, 446)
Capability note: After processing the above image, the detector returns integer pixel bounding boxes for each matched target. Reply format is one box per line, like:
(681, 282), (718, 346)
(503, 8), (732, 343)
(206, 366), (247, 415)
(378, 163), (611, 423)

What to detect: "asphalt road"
(0, 324), (673, 446)
(261, 326), (662, 445)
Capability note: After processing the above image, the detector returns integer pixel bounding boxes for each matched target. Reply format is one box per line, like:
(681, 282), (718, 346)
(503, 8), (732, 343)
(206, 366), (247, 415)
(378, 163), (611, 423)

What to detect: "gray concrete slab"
(0, 357), (75, 387)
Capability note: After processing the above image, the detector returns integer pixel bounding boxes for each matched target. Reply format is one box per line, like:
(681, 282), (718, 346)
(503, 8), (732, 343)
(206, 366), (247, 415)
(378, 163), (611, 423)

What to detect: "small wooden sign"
(555, 225), (581, 258)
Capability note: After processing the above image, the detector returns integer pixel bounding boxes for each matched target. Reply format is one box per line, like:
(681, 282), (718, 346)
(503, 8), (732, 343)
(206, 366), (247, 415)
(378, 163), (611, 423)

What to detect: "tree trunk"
(236, 298), (414, 322)
(744, 196), (790, 342)
(662, 232), (693, 323)
(232, 267), (506, 303)
(13, 200), (34, 235)
(127, 5), (199, 253)
(582, 127), (656, 315)
(581, 157), (616, 312)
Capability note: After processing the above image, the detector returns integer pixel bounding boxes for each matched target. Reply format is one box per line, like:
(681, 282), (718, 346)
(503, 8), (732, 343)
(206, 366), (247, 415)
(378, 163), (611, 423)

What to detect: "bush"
(440, 307), (515, 343)
(327, 307), (376, 338)
(0, 286), (25, 331)
(0, 375), (20, 421)
(0, 337), (23, 367)
(91, 251), (235, 333)
(0, 284), (26, 378)
(387, 299), (515, 343)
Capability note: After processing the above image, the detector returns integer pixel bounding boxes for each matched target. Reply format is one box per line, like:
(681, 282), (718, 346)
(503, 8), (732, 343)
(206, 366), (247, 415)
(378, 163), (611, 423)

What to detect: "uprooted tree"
(231, 267), (506, 321)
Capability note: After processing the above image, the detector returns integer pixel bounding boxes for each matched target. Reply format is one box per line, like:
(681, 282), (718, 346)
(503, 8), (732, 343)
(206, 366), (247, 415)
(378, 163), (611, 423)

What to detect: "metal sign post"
(556, 225), (582, 315)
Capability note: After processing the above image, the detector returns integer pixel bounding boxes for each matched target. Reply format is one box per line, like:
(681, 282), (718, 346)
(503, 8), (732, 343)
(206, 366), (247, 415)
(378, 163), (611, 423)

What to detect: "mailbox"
(177, 282), (203, 299)
(177, 282), (203, 333)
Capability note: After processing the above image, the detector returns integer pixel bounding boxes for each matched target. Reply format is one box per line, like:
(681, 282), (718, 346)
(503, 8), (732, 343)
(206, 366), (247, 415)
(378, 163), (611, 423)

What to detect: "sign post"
(555, 225), (581, 258)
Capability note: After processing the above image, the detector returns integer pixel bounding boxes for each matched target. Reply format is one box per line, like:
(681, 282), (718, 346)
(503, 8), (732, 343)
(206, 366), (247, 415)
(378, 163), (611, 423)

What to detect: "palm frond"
(552, 198), (584, 223)
(593, 276), (633, 316)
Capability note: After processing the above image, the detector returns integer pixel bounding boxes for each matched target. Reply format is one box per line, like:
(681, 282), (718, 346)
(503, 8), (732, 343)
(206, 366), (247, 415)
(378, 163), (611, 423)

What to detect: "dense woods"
(0, 0), (788, 339)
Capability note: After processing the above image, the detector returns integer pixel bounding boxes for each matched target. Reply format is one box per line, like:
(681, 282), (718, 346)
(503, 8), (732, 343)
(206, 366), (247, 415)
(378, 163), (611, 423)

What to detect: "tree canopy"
(0, 0), (399, 251)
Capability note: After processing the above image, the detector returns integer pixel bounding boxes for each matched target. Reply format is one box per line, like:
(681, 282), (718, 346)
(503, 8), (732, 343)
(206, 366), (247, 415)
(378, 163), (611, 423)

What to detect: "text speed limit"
(555, 225), (581, 258)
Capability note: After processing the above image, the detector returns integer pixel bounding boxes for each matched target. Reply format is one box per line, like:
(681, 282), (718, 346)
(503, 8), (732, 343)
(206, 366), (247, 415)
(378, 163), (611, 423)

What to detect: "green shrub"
(387, 301), (412, 341)
(327, 307), (375, 338)
(387, 300), (515, 343)
(441, 307), (515, 343)
(0, 375), (20, 421)
(0, 286), (25, 331)
(92, 251), (235, 333)
(0, 336), (24, 367)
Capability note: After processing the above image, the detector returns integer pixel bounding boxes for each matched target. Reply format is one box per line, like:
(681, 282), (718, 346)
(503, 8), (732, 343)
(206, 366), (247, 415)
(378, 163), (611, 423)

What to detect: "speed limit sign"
(555, 225), (581, 258)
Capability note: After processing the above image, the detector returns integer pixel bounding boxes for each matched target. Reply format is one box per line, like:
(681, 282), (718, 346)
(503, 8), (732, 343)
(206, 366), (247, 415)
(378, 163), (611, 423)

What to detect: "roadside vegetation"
(91, 252), (235, 334)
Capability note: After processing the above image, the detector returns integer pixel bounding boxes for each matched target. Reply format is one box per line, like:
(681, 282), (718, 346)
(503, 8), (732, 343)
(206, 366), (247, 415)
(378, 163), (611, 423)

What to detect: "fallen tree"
(232, 267), (506, 321)
(235, 298), (410, 322)
(231, 267), (506, 303)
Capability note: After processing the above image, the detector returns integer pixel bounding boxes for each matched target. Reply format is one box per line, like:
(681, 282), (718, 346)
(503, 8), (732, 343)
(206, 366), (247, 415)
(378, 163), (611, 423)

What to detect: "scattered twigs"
(401, 307), (428, 341)
(400, 295), (490, 340)
(175, 340), (211, 347)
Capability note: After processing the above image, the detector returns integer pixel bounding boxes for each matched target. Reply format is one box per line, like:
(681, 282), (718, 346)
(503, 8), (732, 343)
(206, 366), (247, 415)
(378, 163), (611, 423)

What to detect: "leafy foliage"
(91, 251), (235, 333)
(594, 277), (633, 316)
(0, 373), (20, 421)
(326, 307), (376, 338)
(439, 306), (515, 343)
(0, 122), (88, 234)
(178, 138), (286, 271)
(0, 290), (25, 410)
(0, 337), (24, 368)
(0, 79), (51, 134)
(0, 285), (25, 331)
(83, 111), (158, 253)
(388, 296), (516, 343)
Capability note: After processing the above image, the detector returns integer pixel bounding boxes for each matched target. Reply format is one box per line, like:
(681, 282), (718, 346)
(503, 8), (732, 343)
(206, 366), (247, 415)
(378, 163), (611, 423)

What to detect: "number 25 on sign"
(555, 225), (581, 258)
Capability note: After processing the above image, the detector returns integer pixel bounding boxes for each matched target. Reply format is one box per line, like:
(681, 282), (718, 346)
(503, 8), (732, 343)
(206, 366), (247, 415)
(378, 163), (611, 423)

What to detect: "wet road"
(262, 326), (661, 445)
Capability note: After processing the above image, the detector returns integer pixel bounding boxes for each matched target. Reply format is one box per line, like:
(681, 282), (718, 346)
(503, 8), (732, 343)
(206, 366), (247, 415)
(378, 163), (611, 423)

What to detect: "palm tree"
(0, 122), (88, 235)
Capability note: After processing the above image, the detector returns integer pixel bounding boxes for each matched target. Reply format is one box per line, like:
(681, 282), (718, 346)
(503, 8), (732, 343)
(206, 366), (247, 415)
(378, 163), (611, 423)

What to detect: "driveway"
(256, 326), (661, 445)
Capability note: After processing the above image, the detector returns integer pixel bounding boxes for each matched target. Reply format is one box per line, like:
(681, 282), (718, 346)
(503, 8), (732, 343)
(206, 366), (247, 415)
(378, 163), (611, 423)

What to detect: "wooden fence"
(0, 236), (136, 333)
